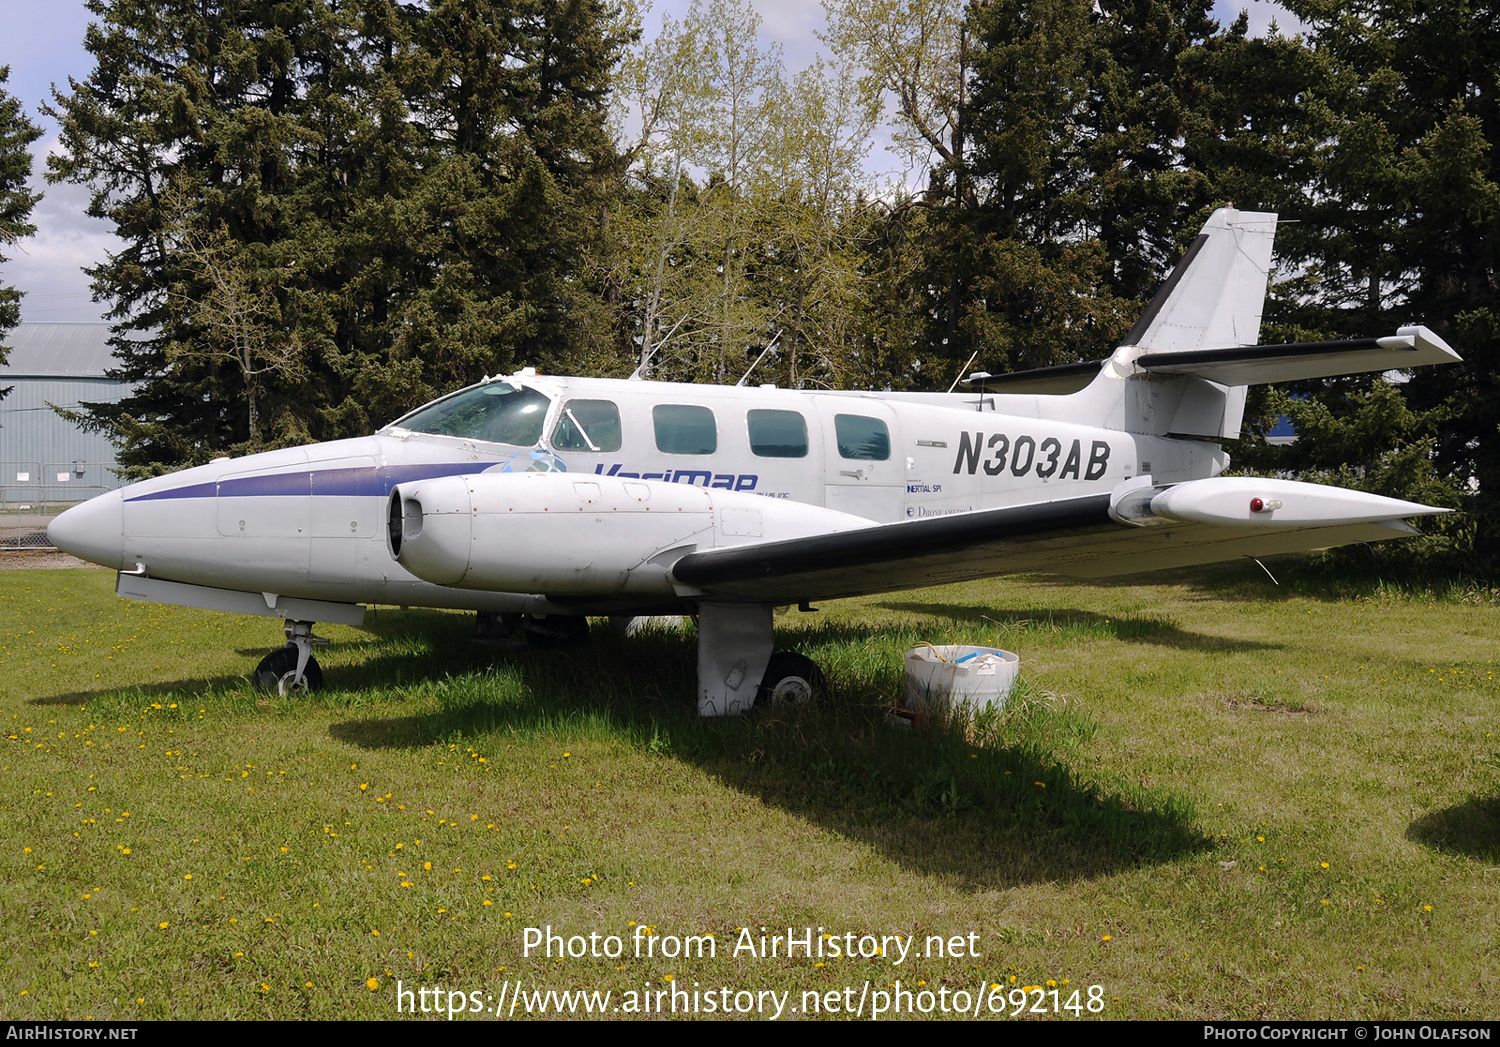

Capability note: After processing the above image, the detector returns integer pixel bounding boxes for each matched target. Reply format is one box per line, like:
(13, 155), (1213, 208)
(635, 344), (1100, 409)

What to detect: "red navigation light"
(1250, 497), (1265, 513)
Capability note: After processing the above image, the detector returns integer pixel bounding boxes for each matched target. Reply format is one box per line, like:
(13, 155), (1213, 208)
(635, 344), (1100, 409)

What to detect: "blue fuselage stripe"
(123, 463), (478, 502)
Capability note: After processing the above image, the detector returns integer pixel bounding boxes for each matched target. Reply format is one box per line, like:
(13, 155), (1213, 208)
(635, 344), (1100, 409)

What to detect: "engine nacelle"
(388, 472), (872, 594)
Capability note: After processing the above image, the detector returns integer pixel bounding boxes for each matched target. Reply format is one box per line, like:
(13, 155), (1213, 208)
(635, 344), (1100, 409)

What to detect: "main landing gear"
(253, 620), (327, 695)
(695, 603), (827, 715)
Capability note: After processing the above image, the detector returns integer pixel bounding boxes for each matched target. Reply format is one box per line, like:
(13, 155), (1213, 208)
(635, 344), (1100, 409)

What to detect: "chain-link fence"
(1, 461), (125, 550)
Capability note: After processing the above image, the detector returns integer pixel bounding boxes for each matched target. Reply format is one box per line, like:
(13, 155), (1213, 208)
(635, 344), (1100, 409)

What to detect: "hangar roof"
(0, 323), (147, 379)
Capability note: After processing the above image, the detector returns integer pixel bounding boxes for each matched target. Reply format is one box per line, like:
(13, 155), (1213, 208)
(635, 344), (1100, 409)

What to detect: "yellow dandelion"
(367, 977), (379, 991)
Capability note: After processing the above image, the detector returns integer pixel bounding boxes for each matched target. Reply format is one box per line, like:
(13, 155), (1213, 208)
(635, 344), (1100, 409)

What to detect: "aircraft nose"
(48, 489), (126, 569)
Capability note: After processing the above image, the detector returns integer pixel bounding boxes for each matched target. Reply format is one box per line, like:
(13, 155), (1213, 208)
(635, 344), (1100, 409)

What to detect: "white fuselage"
(56, 373), (1228, 615)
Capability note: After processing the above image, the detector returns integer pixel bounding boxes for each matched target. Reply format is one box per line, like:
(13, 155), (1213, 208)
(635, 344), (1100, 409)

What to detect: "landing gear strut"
(694, 603), (829, 715)
(253, 620), (327, 695)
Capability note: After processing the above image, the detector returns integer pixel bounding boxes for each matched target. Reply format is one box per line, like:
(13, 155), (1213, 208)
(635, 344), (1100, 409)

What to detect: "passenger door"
(814, 398), (905, 523)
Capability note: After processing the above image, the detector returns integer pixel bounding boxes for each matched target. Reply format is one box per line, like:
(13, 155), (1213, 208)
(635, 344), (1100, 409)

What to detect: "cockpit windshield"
(388, 382), (552, 446)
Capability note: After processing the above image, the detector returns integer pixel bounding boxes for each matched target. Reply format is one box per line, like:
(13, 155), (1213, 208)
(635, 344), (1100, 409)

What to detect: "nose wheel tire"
(253, 644), (324, 695)
(757, 652), (826, 707)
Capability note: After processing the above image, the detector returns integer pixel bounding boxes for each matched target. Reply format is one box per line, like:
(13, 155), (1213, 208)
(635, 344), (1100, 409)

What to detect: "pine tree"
(48, 0), (632, 470)
(47, 0), (355, 470)
(960, 0), (1137, 374)
(0, 66), (43, 397)
(829, 0), (1242, 385)
(1231, 0), (1497, 570)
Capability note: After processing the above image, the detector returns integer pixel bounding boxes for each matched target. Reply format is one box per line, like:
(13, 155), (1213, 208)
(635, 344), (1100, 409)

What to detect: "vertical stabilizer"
(1042, 208), (1279, 441)
(1123, 208), (1277, 354)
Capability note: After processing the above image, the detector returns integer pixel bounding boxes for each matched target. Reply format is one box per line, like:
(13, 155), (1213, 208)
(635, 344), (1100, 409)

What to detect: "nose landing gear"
(252, 620), (327, 694)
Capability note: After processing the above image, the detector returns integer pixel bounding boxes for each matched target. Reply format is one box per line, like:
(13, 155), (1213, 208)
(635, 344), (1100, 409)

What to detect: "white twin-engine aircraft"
(49, 208), (1461, 713)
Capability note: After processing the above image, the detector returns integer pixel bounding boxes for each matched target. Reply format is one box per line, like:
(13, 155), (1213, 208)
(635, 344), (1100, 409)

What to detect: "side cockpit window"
(552, 399), (623, 452)
(391, 382), (552, 446)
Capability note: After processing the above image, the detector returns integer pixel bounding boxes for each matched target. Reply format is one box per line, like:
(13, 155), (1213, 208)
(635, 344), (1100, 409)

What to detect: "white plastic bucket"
(903, 644), (1019, 714)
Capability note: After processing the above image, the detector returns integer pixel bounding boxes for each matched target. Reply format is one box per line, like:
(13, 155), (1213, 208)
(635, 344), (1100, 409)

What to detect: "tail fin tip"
(1124, 207), (1278, 355)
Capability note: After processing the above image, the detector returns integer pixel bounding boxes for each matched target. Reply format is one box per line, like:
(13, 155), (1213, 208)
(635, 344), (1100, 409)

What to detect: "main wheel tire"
(253, 644), (324, 695)
(757, 652), (826, 707)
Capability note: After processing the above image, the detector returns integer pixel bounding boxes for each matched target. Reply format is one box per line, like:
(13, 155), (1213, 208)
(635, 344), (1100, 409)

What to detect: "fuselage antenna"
(947, 349), (981, 394)
(629, 313), (694, 381)
(736, 330), (784, 387)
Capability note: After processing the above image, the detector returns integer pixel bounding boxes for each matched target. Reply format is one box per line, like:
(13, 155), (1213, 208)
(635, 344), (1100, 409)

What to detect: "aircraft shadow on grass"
(21, 608), (1210, 887)
(876, 602), (1283, 654)
(1407, 795), (1500, 862)
(316, 620), (1212, 891)
(28, 676), (254, 706)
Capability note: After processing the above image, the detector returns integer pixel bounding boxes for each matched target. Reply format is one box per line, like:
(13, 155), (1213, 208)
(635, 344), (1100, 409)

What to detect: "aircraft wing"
(669, 485), (1436, 605)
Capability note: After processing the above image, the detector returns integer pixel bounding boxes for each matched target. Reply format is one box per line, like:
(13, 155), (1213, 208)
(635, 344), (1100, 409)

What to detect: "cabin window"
(552, 399), (623, 452)
(835, 414), (890, 461)
(747, 409), (808, 458)
(390, 382), (551, 446)
(653, 404), (717, 455)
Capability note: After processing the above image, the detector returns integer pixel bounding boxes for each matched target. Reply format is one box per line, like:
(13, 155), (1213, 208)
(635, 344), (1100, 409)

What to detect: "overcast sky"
(0, 0), (1294, 325)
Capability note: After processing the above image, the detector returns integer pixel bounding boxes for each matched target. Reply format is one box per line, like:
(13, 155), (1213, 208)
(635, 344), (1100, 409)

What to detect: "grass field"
(1, 564), (1497, 1020)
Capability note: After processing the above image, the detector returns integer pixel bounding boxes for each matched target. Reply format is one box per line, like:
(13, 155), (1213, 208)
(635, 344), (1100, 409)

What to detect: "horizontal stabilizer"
(962, 360), (1104, 395)
(961, 325), (1460, 399)
(1137, 325), (1461, 384)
